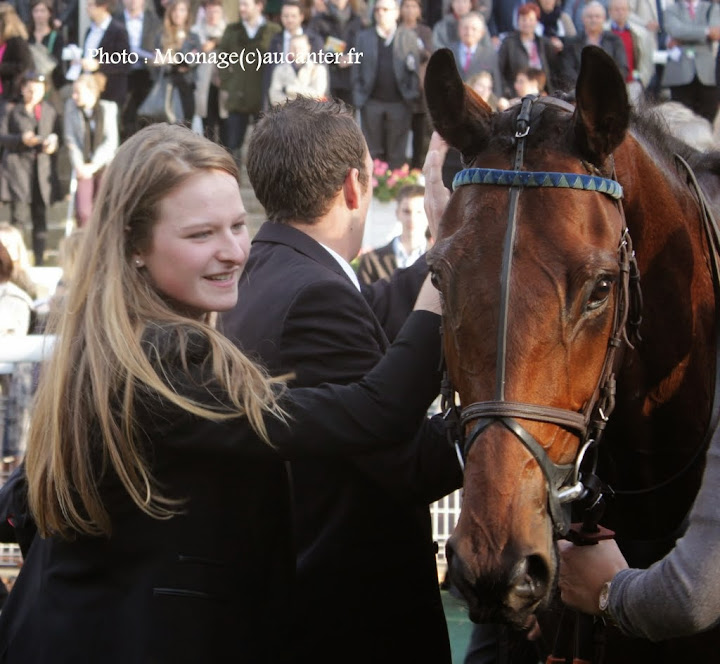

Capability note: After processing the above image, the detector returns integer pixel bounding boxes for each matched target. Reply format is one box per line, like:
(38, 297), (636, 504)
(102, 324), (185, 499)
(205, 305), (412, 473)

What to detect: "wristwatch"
(598, 580), (614, 623)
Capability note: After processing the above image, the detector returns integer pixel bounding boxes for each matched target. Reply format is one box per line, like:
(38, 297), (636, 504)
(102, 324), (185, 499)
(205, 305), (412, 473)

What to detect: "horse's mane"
(629, 99), (720, 171)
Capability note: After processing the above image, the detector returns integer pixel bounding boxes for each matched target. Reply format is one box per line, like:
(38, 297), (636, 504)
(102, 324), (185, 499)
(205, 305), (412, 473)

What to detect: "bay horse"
(424, 46), (720, 662)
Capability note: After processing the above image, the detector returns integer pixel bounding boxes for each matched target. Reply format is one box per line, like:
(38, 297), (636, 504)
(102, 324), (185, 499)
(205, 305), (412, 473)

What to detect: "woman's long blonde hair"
(161, 0), (192, 51)
(26, 123), (284, 539)
(0, 2), (28, 41)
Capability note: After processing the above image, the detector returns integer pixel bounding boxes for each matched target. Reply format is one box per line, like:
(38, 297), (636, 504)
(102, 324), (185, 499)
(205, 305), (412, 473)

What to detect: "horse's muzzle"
(445, 536), (553, 626)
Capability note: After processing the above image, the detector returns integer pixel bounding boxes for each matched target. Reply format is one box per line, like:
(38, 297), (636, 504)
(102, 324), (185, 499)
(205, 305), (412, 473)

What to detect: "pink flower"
(372, 177), (379, 188)
(373, 159), (389, 176)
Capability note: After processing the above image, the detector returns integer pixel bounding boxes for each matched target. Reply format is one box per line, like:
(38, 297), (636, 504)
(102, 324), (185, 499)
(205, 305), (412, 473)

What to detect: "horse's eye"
(587, 277), (613, 311)
(430, 270), (442, 291)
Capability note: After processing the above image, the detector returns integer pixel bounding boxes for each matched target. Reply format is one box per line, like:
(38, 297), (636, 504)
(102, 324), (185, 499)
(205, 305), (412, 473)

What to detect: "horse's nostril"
(525, 554), (551, 595)
(445, 539), (456, 570)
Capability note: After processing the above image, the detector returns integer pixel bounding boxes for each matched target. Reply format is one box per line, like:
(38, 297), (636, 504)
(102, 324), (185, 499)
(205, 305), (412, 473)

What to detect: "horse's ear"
(425, 48), (492, 156)
(573, 45), (630, 165)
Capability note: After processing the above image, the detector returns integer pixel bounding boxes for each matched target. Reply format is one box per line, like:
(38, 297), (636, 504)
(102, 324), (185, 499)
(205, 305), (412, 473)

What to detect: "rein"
(444, 95), (640, 536)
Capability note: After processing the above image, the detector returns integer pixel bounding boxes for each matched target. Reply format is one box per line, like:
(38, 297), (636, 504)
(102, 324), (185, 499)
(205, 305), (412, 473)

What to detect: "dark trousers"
(203, 83), (222, 144)
(361, 98), (412, 170)
(10, 167), (47, 266)
(222, 112), (254, 167)
(122, 68), (153, 140)
(670, 77), (718, 124)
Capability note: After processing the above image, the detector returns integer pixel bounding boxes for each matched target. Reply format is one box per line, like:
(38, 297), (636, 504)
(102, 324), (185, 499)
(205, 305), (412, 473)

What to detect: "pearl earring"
(135, 259), (143, 267)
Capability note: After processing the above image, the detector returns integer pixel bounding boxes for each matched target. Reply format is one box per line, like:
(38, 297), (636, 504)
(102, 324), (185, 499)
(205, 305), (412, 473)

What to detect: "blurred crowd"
(0, 0), (719, 271)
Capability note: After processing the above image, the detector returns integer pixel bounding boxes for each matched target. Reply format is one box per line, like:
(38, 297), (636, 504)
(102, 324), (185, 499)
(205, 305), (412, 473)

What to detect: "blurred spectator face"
(397, 194), (428, 248)
(470, 72), (493, 100)
(86, 0), (103, 23)
(582, 3), (606, 37)
(281, 4), (303, 32)
(609, 0), (629, 27)
(21, 79), (46, 107)
(122, 0), (145, 15)
(514, 72), (540, 96)
(72, 77), (100, 109)
(290, 34), (310, 58)
(329, 0), (347, 10)
(238, 0), (262, 22)
(517, 9), (538, 37)
(459, 14), (485, 47)
(451, 0), (471, 18)
(374, 0), (399, 32)
(32, 1), (52, 26)
(537, 0), (556, 12)
(170, 0), (189, 26)
(400, 0), (421, 25)
(205, 2), (223, 24)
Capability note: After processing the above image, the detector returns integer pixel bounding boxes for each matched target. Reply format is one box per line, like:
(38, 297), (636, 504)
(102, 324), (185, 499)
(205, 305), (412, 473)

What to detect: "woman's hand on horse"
(557, 539), (629, 615)
(422, 131), (450, 241)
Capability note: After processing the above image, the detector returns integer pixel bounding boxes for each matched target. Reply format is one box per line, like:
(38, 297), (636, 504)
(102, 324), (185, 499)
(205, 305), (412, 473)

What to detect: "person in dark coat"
(0, 3), (33, 104)
(497, 2), (560, 98)
(560, 0), (627, 87)
(115, 0), (162, 138)
(0, 122), (447, 664)
(221, 98), (462, 664)
(79, 0), (131, 108)
(307, 0), (364, 105)
(0, 71), (61, 265)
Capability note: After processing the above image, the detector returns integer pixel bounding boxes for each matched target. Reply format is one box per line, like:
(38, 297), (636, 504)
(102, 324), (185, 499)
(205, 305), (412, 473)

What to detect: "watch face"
(599, 581), (611, 612)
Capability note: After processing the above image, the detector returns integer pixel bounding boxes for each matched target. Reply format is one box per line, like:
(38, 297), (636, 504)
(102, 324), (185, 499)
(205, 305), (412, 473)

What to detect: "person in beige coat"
(268, 34), (328, 105)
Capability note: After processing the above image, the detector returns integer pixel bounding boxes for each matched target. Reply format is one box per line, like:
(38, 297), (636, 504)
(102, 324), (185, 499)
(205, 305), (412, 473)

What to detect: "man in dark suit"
(561, 0), (628, 87)
(115, 0), (161, 138)
(81, 0), (131, 108)
(451, 11), (501, 87)
(220, 98), (462, 664)
(352, 0), (421, 169)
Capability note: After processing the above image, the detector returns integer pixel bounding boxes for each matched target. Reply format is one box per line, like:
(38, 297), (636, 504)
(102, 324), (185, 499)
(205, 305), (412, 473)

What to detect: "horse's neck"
(603, 136), (717, 540)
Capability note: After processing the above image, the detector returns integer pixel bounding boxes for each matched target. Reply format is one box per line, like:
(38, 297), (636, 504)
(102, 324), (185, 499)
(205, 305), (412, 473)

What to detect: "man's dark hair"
(247, 98), (369, 224)
(281, 0), (303, 10)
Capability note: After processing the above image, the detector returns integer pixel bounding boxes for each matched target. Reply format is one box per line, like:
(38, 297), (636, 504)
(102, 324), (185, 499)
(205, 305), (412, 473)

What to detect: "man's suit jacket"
(560, 32), (629, 86)
(452, 40), (502, 88)
(662, 1), (720, 87)
(352, 26), (421, 109)
(221, 221), (462, 664)
(115, 8), (162, 67)
(83, 19), (131, 106)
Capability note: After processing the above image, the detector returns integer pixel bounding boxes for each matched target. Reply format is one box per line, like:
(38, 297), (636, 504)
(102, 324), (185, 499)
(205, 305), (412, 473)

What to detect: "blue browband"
(452, 167), (624, 201)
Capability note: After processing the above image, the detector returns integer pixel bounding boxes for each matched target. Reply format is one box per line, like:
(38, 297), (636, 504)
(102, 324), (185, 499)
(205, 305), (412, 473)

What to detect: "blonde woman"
(63, 72), (119, 227)
(0, 2), (32, 103)
(0, 123), (443, 662)
(156, 0), (202, 122)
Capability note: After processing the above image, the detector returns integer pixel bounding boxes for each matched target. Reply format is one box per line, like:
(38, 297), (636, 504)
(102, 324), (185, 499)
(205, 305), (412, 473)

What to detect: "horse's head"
(426, 47), (631, 625)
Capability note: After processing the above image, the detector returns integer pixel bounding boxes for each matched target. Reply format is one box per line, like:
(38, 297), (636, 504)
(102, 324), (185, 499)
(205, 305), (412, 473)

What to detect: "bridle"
(443, 95), (641, 536)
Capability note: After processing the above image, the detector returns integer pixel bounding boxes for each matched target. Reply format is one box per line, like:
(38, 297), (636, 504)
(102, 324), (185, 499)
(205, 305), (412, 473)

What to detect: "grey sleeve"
(609, 425), (720, 640)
